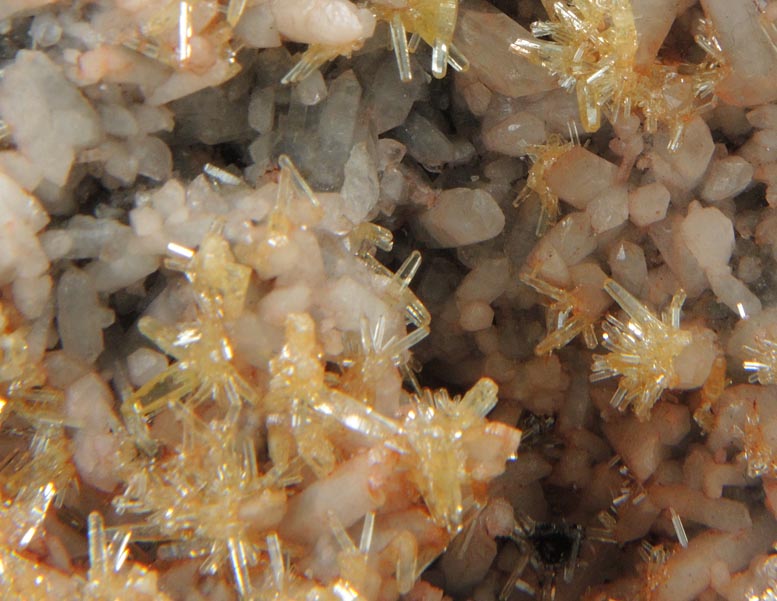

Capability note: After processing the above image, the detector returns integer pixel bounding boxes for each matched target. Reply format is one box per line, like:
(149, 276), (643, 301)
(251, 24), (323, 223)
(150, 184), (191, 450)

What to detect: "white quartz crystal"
(234, 3), (282, 48)
(456, 258), (509, 304)
(341, 141), (380, 225)
(699, 156), (754, 203)
(482, 108), (546, 157)
(628, 182), (670, 227)
(680, 202), (735, 272)
(654, 116), (715, 189)
(56, 269), (114, 363)
(454, 0), (557, 98)
(0, 50), (101, 186)
(545, 146), (619, 210)
(418, 188), (505, 248)
(65, 372), (123, 491)
(608, 240), (648, 296)
(127, 348), (169, 388)
(707, 268), (762, 318)
(631, 0), (678, 66)
(586, 184), (629, 233)
(270, 0), (375, 46)
(701, 0), (777, 106)
(11, 275), (51, 320)
(459, 301), (495, 332)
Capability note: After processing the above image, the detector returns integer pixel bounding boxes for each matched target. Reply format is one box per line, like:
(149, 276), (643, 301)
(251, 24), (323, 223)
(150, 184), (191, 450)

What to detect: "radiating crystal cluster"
(121, 221), (256, 454)
(591, 279), (691, 420)
(520, 271), (599, 356)
(284, 0), (469, 84)
(0, 503), (171, 600)
(515, 134), (575, 235)
(0, 153), (521, 599)
(511, 0), (725, 149)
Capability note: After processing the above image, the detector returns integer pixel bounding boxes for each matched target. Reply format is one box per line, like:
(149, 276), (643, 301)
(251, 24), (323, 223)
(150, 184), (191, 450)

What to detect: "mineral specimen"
(2, 0), (777, 600)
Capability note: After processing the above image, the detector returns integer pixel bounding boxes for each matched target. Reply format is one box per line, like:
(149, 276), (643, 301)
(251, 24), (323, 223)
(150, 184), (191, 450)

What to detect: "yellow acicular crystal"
(399, 377), (520, 534)
(83, 512), (172, 601)
(283, 42), (366, 85)
(258, 532), (368, 601)
(514, 134), (575, 236)
(743, 336), (777, 385)
(511, 0), (725, 150)
(369, 0), (467, 81)
(123, 308), (256, 450)
(235, 155), (322, 272)
(0, 303), (75, 507)
(122, 225), (255, 453)
(327, 511), (386, 598)
(285, 1), (468, 84)
(591, 279), (692, 420)
(113, 407), (289, 599)
(0, 510), (170, 601)
(0, 303), (65, 428)
(520, 271), (599, 356)
(365, 251), (431, 331)
(166, 220), (252, 321)
(265, 313), (401, 477)
(1, 427), (75, 511)
(340, 315), (428, 407)
(340, 224), (431, 398)
(266, 312), (341, 477)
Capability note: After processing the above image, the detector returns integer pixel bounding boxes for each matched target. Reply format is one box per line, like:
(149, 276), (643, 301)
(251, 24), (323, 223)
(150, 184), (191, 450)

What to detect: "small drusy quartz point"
(591, 279), (692, 420)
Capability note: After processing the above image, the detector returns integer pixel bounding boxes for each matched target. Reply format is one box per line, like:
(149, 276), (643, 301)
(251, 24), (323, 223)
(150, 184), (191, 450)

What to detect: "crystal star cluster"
(5, 0), (777, 600)
(591, 279), (693, 420)
(0, 146), (523, 598)
(510, 0), (725, 150)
